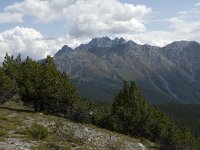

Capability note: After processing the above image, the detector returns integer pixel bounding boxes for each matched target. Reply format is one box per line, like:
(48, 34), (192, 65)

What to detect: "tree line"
(0, 53), (199, 150)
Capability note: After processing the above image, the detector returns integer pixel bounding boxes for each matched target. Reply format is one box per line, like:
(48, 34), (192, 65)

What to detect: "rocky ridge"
(54, 37), (200, 104)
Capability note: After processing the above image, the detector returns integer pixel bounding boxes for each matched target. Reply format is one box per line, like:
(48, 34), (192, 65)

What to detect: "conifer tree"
(111, 81), (149, 136)
(22, 57), (43, 111)
(3, 53), (23, 85)
(40, 56), (80, 114)
(0, 67), (19, 104)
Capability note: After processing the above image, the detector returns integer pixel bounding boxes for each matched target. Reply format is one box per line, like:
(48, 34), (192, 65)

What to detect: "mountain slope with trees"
(158, 104), (200, 137)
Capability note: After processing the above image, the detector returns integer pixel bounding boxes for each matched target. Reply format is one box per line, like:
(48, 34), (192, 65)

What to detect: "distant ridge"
(54, 37), (200, 104)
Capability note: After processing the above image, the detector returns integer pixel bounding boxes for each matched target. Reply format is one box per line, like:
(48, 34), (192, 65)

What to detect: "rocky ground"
(0, 107), (159, 150)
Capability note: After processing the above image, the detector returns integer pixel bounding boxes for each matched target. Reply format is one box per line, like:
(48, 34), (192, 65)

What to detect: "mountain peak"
(113, 37), (126, 45)
(87, 37), (128, 48)
(54, 45), (72, 57)
(114, 37), (126, 43)
(88, 37), (112, 47)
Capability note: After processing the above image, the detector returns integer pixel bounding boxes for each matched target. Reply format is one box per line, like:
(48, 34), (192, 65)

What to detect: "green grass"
(0, 130), (6, 137)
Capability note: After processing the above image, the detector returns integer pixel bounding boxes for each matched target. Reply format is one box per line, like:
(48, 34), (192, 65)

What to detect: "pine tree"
(0, 67), (19, 104)
(3, 53), (23, 85)
(40, 56), (80, 114)
(111, 81), (149, 136)
(22, 57), (43, 111)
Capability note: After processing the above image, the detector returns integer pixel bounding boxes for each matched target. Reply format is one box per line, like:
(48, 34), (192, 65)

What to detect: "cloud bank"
(0, 12), (23, 23)
(0, 26), (63, 61)
(5, 0), (152, 37)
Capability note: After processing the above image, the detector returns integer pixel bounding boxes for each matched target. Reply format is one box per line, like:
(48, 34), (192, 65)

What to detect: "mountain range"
(53, 37), (200, 104)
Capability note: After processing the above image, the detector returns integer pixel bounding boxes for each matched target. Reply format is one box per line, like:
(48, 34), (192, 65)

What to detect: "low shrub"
(27, 123), (48, 140)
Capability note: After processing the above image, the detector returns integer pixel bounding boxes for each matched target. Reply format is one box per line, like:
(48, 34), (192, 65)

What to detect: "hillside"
(158, 104), (200, 137)
(0, 107), (157, 150)
(54, 37), (200, 104)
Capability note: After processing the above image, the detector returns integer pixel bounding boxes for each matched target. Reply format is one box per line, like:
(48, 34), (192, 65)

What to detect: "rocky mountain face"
(54, 37), (200, 104)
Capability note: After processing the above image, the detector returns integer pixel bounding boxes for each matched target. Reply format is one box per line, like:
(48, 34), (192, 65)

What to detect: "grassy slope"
(0, 107), (158, 150)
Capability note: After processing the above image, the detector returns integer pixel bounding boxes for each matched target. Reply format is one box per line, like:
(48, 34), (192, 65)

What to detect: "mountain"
(54, 37), (200, 104)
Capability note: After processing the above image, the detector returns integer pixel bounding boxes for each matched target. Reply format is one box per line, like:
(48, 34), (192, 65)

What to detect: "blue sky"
(0, 0), (200, 60)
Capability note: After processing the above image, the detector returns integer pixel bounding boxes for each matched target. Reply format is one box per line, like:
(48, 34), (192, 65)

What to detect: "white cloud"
(0, 26), (64, 61)
(163, 3), (200, 43)
(5, 0), (62, 23)
(5, 0), (151, 37)
(121, 2), (200, 47)
(194, 2), (200, 7)
(0, 26), (91, 62)
(169, 17), (200, 34)
(118, 31), (187, 47)
(0, 12), (23, 23)
(57, 34), (89, 48)
(65, 0), (151, 37)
